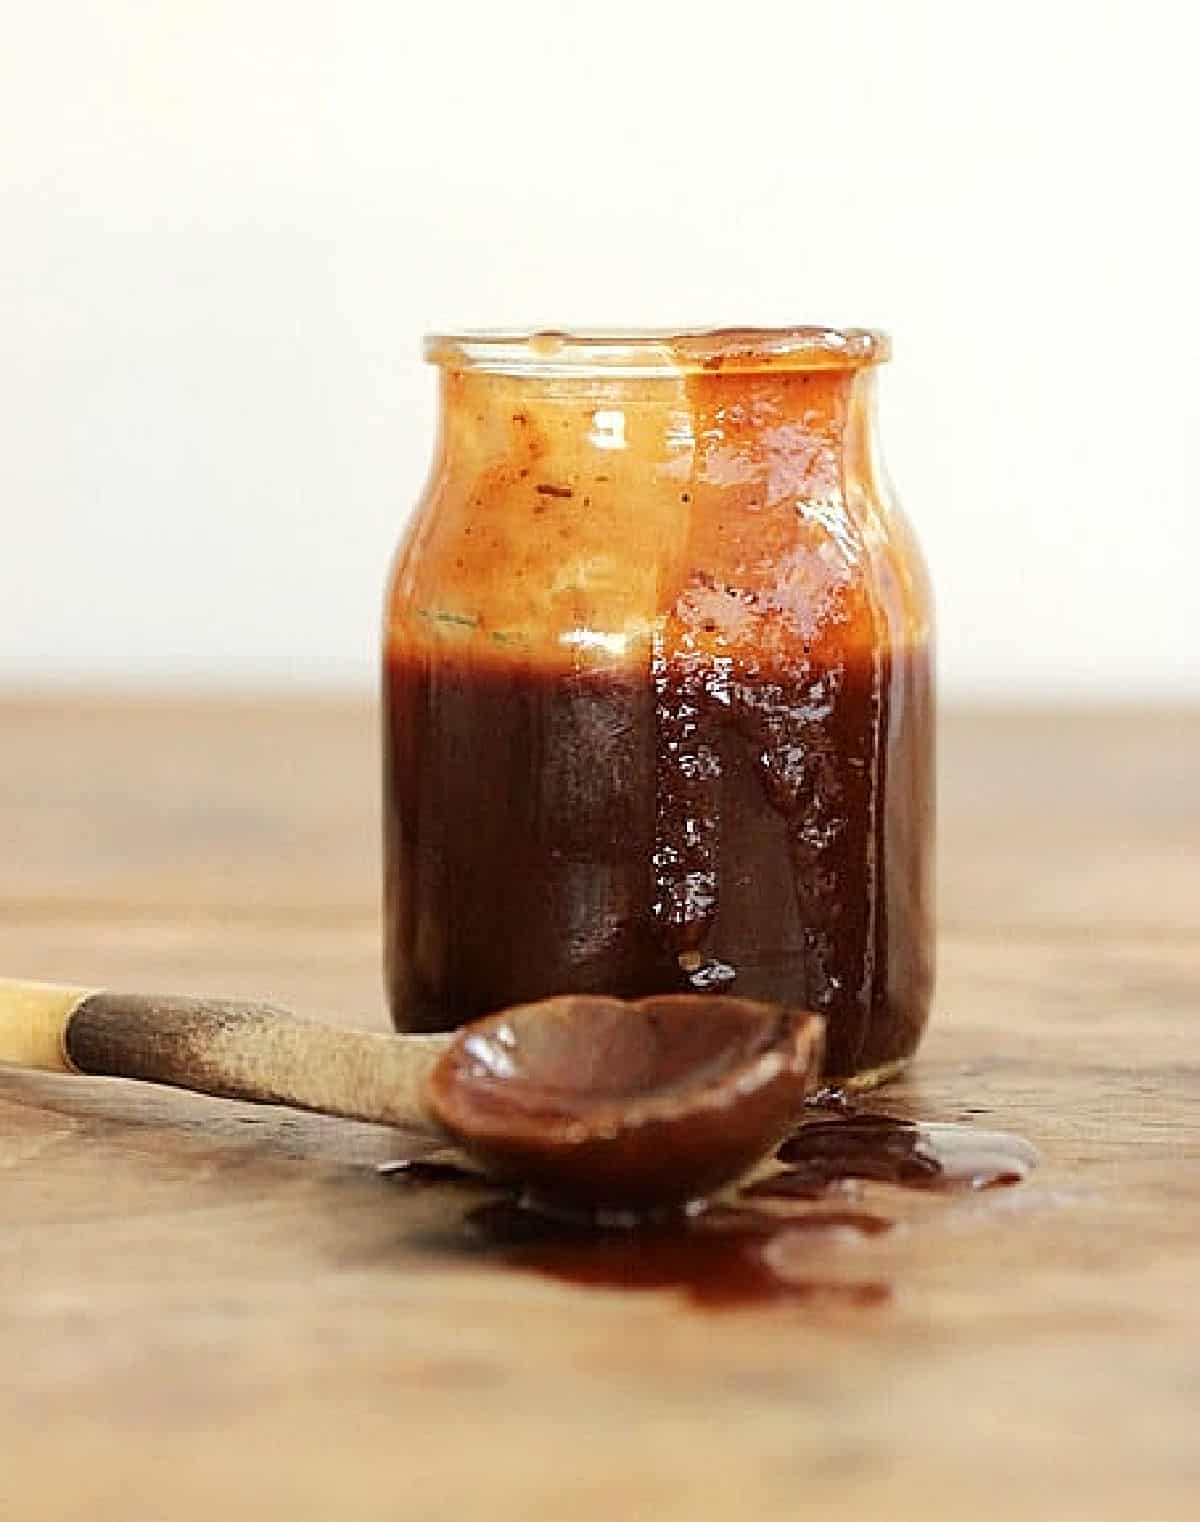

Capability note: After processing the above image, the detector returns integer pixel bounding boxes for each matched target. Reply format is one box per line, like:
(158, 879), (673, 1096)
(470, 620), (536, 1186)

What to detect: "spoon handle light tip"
(0, 979), (93, 1073)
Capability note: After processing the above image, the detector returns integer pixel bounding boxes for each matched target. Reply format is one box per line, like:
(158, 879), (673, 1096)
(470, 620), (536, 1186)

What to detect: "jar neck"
(434, 364), (885, 506)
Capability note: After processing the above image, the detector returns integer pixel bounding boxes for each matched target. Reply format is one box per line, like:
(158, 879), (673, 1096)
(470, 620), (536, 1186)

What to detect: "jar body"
(383, 332), (934, 1085)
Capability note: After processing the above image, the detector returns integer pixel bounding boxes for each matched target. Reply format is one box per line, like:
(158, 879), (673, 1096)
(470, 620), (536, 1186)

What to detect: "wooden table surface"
(3, 698), (1199, 1522)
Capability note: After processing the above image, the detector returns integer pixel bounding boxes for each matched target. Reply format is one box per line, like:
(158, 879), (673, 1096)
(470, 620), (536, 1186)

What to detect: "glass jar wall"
(383, 329), (934, 1086)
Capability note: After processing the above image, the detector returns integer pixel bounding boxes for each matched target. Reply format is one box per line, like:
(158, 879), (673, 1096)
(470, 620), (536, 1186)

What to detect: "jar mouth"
(424, 326), (890, 378)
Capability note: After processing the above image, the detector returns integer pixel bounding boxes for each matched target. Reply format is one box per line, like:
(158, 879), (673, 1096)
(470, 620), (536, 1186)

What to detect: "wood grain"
(2, 698), (1199, 1522)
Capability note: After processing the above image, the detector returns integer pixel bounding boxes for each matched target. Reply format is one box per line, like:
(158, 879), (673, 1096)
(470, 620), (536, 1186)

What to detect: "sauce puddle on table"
(460, 1201), (894, 1311)
(744, 1115), (1040, 1201)
(399, 1112), (1039, 1310)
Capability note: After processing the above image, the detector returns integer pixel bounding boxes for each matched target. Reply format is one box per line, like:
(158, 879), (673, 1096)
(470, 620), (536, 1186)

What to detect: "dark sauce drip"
(747, 1115), (1039, 1199)
(458, 1201), (893, 1311)
(651, 650), (880, 1070)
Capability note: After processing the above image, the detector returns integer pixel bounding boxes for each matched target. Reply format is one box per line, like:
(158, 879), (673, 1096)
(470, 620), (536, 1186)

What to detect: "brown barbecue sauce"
(384, 329), (934, 1083)
(384, 640), (931, 1080)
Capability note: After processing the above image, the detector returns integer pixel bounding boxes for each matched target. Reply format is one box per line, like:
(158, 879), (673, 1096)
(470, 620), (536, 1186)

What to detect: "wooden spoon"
(0, 981), (823, 1211)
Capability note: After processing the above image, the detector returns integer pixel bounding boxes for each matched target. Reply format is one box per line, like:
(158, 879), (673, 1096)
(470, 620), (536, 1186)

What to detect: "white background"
(2, 0), (1196, 701)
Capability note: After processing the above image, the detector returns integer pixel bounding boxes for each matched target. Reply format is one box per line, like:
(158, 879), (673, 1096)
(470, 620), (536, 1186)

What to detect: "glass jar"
(383, 328), (934, 1087)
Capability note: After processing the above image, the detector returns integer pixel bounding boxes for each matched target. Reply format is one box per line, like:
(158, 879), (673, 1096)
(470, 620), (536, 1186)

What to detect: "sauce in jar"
(384, 329), (934, 1085)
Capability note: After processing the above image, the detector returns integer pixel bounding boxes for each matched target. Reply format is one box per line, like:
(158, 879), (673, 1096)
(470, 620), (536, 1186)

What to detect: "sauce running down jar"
(383, 328), (934, 1086)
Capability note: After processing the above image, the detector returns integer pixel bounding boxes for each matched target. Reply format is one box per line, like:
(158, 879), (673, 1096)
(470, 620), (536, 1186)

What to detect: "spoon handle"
(0, 979), (450, 1134)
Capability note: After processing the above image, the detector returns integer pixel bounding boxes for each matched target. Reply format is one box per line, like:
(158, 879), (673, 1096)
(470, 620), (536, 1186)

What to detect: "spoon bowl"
(428, 994), (825, 1211)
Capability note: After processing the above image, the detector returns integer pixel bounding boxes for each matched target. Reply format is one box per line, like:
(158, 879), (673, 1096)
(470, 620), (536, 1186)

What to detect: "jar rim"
(423, 326), (890, 377)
